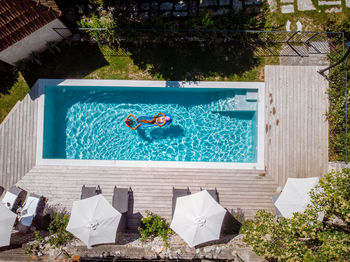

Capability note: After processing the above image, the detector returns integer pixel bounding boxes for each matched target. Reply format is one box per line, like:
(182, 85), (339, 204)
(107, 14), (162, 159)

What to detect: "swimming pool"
(36, 80), (264, 169)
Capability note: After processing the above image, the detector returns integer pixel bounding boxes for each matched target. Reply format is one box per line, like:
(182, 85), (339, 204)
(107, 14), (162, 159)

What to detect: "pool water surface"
(43, 86), (257, 162)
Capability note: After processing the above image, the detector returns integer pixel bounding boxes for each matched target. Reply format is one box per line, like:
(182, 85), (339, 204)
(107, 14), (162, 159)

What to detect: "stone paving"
(279, 0), (348, 13)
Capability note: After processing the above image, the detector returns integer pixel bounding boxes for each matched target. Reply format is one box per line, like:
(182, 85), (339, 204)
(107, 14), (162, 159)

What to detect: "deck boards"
(264, 66), (329, 185)
(16, 166), (277, 228)
(0, 87), (38, 189)
(0, 66), (329, 227)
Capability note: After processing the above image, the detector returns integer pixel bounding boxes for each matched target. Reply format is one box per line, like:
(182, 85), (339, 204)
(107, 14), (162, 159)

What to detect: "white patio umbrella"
(274, 177), (319, 218)
(0, 203), (17, 247)
(66, 194), (121, 248)
(170, 190), (226, 248)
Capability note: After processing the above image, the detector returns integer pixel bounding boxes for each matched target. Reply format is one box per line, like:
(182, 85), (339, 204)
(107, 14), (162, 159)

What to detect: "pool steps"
(210, 90), (258, 112)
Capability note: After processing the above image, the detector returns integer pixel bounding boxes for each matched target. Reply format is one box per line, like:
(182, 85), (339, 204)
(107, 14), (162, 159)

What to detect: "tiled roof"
(0, 0), (62, 52)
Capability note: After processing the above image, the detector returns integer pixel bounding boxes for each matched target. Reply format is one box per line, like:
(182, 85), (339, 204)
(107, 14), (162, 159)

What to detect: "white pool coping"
(35, 79), (265, 170)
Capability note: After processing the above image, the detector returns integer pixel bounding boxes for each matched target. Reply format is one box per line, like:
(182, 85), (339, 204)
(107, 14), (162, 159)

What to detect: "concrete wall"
(0, 19), (71, 65)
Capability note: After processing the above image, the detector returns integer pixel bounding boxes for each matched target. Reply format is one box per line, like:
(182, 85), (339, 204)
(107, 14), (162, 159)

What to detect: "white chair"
(19, 193), (41, 228)
(1, 186), (25, 211)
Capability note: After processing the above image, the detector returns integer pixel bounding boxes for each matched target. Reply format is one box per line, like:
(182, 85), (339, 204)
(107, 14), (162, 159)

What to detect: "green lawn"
(0, 74), (30, 123)
(266, 0), (350, 33)
(0, 42), (276, 123)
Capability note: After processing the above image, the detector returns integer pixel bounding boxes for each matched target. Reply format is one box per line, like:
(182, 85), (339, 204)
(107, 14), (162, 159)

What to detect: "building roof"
(0, 0), (62, 52)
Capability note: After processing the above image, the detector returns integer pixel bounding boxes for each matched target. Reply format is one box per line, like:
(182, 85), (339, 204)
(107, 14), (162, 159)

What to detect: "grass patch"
(1, 41), (273, 123)
(21, 42), (270, 83)
(268, 0), (350, 33)
(269, 11), (327, 31)
(0, 73), (30, 123)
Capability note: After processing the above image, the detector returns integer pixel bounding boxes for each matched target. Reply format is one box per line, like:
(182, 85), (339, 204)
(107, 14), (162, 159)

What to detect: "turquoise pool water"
(43, 85), (258, 162)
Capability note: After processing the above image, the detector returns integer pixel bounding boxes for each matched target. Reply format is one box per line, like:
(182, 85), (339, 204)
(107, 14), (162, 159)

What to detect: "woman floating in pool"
(125, 112), (172, 130)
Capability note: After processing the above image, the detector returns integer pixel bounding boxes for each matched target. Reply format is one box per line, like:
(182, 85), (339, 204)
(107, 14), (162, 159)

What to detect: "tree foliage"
(242, 169), (350, 261)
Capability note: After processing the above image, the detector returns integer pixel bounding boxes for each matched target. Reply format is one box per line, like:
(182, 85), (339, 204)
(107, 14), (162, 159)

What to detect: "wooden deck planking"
(16, 166), (278, 226)
(265, 66), (328, 185)
(0, 87), (38, 189)
(0, 66), (329, 225)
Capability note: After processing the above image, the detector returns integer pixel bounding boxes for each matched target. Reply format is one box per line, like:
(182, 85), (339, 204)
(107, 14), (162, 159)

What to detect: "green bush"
(242, 169), (350, 261)
(29, 52), (42, 66)
(138, 211), (173, 247)
(327, 47), (348, 161)
(25, 211), (73, 257)
(13, 59), (29, 73)
(309, 168), (350, 224)
(46, 41), (61, 55)
(326, 13), (350, 40)
(326, 12), (350, 161)
(47, 212), (73, 248)
(78, 13), (117, 44)
(88, 0), (113, 6)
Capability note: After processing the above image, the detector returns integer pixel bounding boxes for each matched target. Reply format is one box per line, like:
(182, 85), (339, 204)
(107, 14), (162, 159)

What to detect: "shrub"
(25, 210), (73, 258)
(47, 212), (73, 248)
(78, 13), (117, 44)
(88, 0), (114, 6)
(326, 13), (350, 40)
(29, 52), (42, 66)
(46, 41), (61, 55)
(309, 168), (350, 224)
(242, 169), (350, 261)
(327, 47), (348, 161)
(138, 211), (172, 247)
(13, 59), (29, 73)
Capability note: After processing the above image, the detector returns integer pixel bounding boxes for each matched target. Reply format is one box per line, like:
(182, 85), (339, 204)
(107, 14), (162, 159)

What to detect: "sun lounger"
(18, 193), (41, 228)
(112, 186), (129, 214)
(172, 187), (191, 217)
(0, 186), (4, 198)
(81, 185), (102, 200)
(1, 186), (26, 212)
(112, 186), (130, 232)
(200, 187), (219, 203)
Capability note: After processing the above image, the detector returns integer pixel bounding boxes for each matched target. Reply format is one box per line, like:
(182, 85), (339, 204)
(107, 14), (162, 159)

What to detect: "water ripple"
(49, 87), (257, 162)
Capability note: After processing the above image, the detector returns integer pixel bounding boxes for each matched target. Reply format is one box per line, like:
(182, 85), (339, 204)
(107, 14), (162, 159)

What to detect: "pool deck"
(0, 65), (328, 228)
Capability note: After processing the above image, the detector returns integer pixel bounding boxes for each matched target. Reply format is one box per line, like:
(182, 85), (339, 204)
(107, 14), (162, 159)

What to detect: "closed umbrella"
(0, 203), (17, 247)
(274, 177), (319, 218)
(170, 190), (226, 247)
(66, 194), (121, 248)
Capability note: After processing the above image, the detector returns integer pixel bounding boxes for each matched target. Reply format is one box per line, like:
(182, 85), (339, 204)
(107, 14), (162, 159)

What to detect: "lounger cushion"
(1, 192), (17, 210)
(172, 187), (191, 217)
(20, 195), (40, 227)
(81, 185), (102, 200)
(112, 187), (128, 214)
